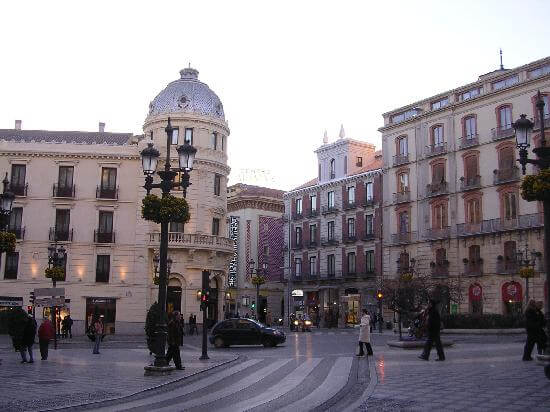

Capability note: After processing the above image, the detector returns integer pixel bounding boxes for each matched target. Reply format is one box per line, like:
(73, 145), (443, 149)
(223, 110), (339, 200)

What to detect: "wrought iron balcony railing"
(460, 175), (481, 191)
(362, 198), (375, 208)
(343, 201), (356, 210)
(424, 227), (451, 240)
(424, 142), (447, 158)
(11, 183), (28, 197)
(94, 230), (115, 244)
(320, 236), (339, 246)
(8, 226), (25, 240)
(321, 205), (339, 215)
(307, 209), (319, 218)
(426, 181), (448, 198)
(49, 227), (73, 242)
(393, 191), (411, 204)
(292, 212), (303, 221)
(491, 124), (515, 141)
(343, 235), (357, 243)
(53, 184), (75, 198)
(96, 185), (118, 200)
(496, 260), (518, 275)
(463, 262), (483, 277)
(393, 154), (410, 167)
(362, 232), (375, 241)
(291, 242), (303, 250)
(390, 231), (417, 245)
(493, 167), (520, 185)
(458, 135), (479, 150)
(456, 213), (543, 237)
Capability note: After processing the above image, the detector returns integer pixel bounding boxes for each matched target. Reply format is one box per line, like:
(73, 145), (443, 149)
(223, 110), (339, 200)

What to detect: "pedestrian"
(266, 310), (272, 327)
(20, 314), (37, 363)
(92, 316), (104, 354)
(180, 315), (186, 338)
(357, 309), (373, 356)
(38, 318), (55, 360)
(419, 299), (445, 361)
(166, 311), (184, 370)
(523, 299), (539, 361)
(65, 315), (73, 339)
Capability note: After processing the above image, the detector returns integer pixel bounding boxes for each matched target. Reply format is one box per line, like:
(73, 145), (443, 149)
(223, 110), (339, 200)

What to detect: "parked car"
(209, 318), (286, 348)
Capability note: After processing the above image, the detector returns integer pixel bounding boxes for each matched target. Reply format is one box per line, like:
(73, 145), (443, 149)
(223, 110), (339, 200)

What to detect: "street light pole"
(141, 117), (196, 371)
(0, 173), (14, 231)
(47, 243), (66, 350)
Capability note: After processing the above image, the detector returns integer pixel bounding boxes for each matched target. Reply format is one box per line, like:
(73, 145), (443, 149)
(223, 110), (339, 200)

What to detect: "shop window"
(86, 297), (117, 335)
(96, 255), (110, 283)
(366, 250), (375, 273)
(347, 252), (356, 274)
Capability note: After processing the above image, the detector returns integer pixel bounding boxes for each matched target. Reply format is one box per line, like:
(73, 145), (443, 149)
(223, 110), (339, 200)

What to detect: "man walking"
(65, 315), (73, 339)
(166, 311), (184, 370)
(38, 318), (55, 360)
(419, 299), (445, 361)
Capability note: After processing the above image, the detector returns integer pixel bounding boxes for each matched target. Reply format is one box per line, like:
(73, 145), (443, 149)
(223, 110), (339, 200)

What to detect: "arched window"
(330, 159), (335, 179)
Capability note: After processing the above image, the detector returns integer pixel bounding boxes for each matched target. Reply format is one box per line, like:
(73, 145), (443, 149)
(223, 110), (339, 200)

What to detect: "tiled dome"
(147, 68), (225, 120)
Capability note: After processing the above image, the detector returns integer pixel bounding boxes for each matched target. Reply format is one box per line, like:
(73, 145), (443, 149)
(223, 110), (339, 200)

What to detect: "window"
(309, 256), (317, 275)
(498, 106), (513, 129)
(263, 245), (269, 256)
(318, 164), (321, 180)
(432, 163), (445, 184)
(458, 87), (481, 101)
(344, 156), (347, 175)
(366, 182), (373, 201)
(347, 218), (356, 238)
(398, 251), (409, 271)
(295, 227), (302, 245)
(347, 186), (355, 204)
(504, 241), (517, 270)
(398, 172), (409, 193)
(365, 215), (373, 235)
(464, 116), (477, 138)
(433, 203), (448, 229)
(169, 221), (185, 232)
(398, 211), (409, 233)
(184, 128), (193, 145)
(100, 167), (117, 198)
(356, 157), (363, 167)
(4, 252), (19, 279)
(330, 159), (335, 179)
(327, 254), (335, 275)
(528, 64), (550, 79)
(310, 194), (317, 212)
(171, 127), (179, 145)
(464, 155), (479, 181)
(212, 132), (218, 150)
(431, 125), (444, 146)
(347, 252), (356, 274)
(221, 135), (225, 151)
(466, 198), (481, 224)
(397, 136), (408, 155)
(366, 250), (375, 273)
(431, 97), (449, 110)
(57, 166), (74, 196)
(294, 258), (302, 276)
(98, 211), (114, 243)
(469, 245), (481, 269)
(296, 198), (302, 215)
(492, 75), (519, 91)
(55, 209), (71, 241)
(391, 108), (420, 124)
(436, 248), (447, 266)
(327, 191), (334, 208)
(96, 255), (110, 283)
(212, 218), (220, 236)
(10, 164), (26, 195)
(8, 207), (23, 238)
(309, 224), (317, 243)
(327, 221), (335, 241)
(498, 146), (515, 171)
(214, 174), (221, 196)
(503, 192), (517, 220)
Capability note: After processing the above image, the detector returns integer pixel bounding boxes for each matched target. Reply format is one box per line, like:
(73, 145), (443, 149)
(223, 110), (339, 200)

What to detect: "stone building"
(283, 128), (383, 327)
(0, 67), (234, 334)
(226, 183), (285, 323)
(380, 56), (550, 315)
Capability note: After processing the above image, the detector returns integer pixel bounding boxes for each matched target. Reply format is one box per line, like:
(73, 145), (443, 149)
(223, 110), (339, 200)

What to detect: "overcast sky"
(1, 0), (549, 190)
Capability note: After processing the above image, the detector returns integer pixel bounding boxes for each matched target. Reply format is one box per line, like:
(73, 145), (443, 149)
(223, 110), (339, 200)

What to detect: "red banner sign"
(501, 281), (522, 302)
(469, 283), (482, 301)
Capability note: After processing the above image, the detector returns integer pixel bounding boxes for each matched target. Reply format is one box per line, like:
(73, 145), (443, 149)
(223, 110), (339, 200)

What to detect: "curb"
(442, 329), (525, 335)
(39, 355), (240, 411)
(343, 355), (378, 411)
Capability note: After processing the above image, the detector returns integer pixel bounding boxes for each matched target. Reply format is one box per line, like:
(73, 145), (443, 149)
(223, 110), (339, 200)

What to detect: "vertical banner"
(228, 216), (239, 288)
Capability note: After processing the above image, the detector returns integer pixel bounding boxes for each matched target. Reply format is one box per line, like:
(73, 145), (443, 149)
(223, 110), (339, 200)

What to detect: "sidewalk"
(0, 340), (237, 412)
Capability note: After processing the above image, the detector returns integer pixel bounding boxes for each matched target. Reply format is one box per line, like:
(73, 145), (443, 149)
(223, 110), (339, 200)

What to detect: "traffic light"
(200, 289), (210, 310)
(251, 301), (256, 310)
(376, 290), (383, 301)
(29, 291), (35, 305)
(27, 305), (33, 314)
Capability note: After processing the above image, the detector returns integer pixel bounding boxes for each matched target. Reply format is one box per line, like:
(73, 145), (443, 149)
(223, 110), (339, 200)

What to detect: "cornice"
(194, 158), (231, 175)
(0, 150), (139, 161)
(227, 199), (284, 213)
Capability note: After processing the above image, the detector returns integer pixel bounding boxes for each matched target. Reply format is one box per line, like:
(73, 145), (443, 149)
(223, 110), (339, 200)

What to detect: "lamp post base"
(144, 365), (176, 376)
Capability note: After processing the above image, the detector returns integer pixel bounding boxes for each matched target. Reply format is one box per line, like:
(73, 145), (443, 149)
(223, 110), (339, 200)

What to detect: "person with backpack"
(38, 318), (55, 360)
(21, 314), (37, 363)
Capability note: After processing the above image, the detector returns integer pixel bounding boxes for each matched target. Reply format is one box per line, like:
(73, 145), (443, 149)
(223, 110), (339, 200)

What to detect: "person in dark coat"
(166, 311), (184, 370)
(21, 315), (37, 363)
(38, 318), (55, 360)
(65, 315), (73, 339)
(523, 300), (540, 360)
(419, 299), (445, 361)
(535, 301), (547, 355)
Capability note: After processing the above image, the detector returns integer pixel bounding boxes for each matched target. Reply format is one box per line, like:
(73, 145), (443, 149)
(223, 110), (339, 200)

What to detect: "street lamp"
(514, 91), (550, 360)
(516, 243), (539, 305)
(140, 117), (196, 371)
(249, 260), (267, 321)
(47, 243), (66, 349)
(0, 173), (14, 230)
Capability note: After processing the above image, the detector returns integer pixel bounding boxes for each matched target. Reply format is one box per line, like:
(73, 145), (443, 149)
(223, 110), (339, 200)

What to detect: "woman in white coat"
(358, 309), (373, 356)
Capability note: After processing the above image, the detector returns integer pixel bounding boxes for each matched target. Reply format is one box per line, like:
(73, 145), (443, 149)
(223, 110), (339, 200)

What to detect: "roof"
(227, 183), (285, 200)
(0, 129), (133, 145)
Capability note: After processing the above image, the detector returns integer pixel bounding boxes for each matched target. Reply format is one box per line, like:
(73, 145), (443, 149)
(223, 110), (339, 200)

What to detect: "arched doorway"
(167, 277), (184, 314)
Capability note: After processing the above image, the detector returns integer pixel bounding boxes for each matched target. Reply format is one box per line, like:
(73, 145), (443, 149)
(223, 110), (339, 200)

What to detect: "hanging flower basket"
(152, 275), (160, 285)
(0, 231), (16, 253)
(400, 272), (413, 282)
(251, 275), (266, 286)
(519, 267), (536, 279)
(141, 194), (190, 224)
(45, 266), (65, 281)
(521, 169), (550, 201)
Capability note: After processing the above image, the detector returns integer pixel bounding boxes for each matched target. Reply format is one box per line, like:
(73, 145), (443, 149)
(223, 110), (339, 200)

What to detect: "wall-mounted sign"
(291, 289), (304, 297)
(228, 216), (239, 287)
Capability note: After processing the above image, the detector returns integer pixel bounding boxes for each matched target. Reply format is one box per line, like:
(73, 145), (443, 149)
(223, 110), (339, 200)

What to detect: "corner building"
(283, 132), (383, 327)
(380, 56), (550, 315)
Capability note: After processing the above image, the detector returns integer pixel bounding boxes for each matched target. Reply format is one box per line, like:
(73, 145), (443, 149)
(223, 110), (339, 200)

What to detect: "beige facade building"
(283, 129), (383, 327)
(0, 67), (234, 334)
(227, 183), (285, 322)
(380, 56), (550, 315)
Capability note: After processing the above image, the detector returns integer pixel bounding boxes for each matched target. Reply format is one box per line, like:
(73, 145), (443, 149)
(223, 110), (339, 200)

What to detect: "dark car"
(209, 318), (286, 348)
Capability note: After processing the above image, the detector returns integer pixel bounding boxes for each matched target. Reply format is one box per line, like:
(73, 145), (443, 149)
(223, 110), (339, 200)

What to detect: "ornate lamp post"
(140, 117), (196, 371)
(47, 243), (66, 349)
(249, 260), (267, 321)
(513, 91), (550, 364)
(516, 243), (539, 305)
(0, 173), (15, 230)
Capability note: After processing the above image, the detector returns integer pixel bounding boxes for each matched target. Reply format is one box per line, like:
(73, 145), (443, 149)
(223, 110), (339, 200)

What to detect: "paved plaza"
(1, 331), (549, 411)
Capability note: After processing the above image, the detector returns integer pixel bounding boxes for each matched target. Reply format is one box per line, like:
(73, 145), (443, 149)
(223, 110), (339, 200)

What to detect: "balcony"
(362, 198), (375, 208)
(393, 154), (409, 167)
(292, 212), (303, 221)
(320, 236), (339, 246)
(344, 270), (358, 278)
(390, 231), (417, 245)
(534, 114), (550, 131)
(321, 205), (339, 215)
(320, 270), (343, 279)
(458, 135), (479, 150)
(460, 175), (481, 191)
(424, 142), (447, 158)
(424, 227), (451, 240)
(96, 185), (118, 200)
(343, 201), (356, 211)
(307, 240), (318, 249)
(496, 260), (518, 275)
(456, 213), (543, 237)
(8, 227), (25, 240)
(463, 261), (483, 277)
(94, 230), (115, 244)
(362, 232), (375, 241)
(11, 183), (27, 197)
(292, 274), (318, 283)
(491, 125), (515, 141)
(426, 181), (448, 198)
(148, 232), (234, 254)
(393, 191), (411, 204)
(343, 235), (357, 244)
(431, 265), (449, 278)
(493, 167), (520, 185)
(307, 209), (319, 218)
(53, 184), (75, 198)
(49, 227), (73, 242)
(291, 242), (303, 251)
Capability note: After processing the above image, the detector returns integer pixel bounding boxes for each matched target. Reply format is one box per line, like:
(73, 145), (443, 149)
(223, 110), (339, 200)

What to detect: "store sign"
(35, 297), (66, 307)
(228, 216), (239, 288)
(291, 289), (304, 297)
(0, 296), (23, 307)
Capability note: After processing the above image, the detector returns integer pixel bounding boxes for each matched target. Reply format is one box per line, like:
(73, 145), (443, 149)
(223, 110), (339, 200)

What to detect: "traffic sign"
(34, 288), (65, 297)
(35, 297), (66, 307)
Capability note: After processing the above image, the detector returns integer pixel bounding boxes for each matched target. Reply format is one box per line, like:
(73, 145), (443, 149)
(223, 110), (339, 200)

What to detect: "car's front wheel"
(214, 336), (225, 348)
(263, 337), (277, 347)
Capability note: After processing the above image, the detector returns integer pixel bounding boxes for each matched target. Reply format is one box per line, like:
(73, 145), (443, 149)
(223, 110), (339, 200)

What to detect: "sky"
(1, 0), (550, 190)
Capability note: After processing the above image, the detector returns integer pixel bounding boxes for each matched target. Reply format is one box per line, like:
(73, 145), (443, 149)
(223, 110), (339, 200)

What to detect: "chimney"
(15, 120), (22, 130)
(99, 122), (105, 133)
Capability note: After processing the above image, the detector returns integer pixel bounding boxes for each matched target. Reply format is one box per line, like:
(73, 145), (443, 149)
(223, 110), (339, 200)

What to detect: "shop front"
(0, 296), (23, 334)
(342, 288), (360, 326)
(42, 299), (71, 337)
(305, 291), (319, 326)
(321, 288), (339, 328)
(86, 297), (117, 334)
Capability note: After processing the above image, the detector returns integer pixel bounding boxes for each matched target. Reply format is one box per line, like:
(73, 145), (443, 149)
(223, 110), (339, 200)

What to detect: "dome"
(147, 68), (225, 120)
